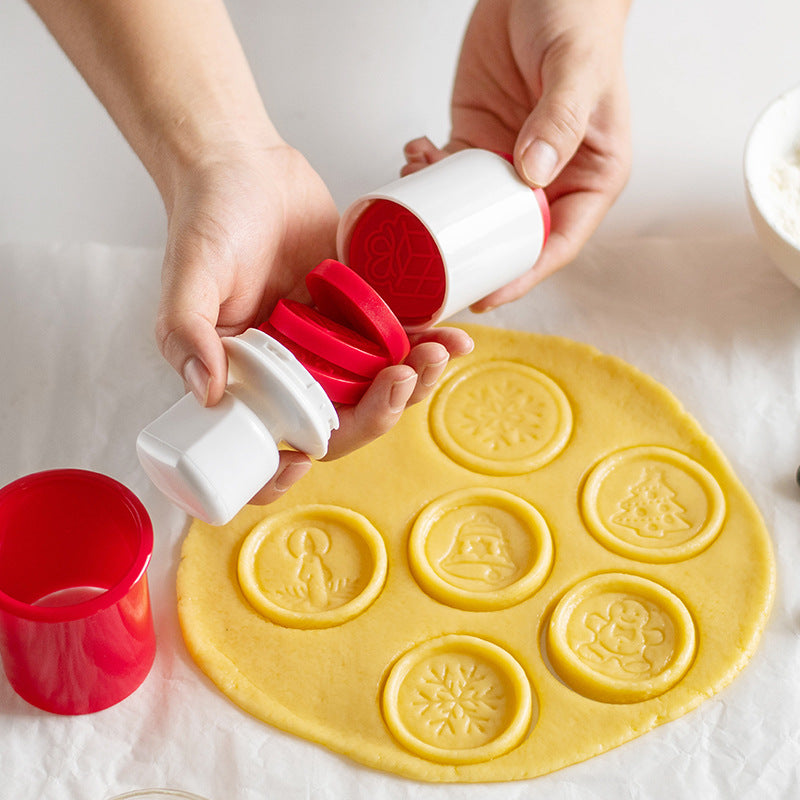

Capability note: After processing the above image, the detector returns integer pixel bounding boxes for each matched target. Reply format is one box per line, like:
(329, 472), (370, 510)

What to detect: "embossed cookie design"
(547, 573), (697, 703)
(382, 634), (534, 764)
(237, 505), (387, 628)
(429, 360), (572, 475)
(178, 324), (775, 783)
(581, 446), (726, 562)
(409, 488), (553, 610)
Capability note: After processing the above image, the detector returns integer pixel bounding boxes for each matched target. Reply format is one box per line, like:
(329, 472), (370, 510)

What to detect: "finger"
(403, 342), (450, 406)
(513, 46), (601, 188)
(155, 257), (230, 407)
(400, 160), (431, 177)
(324, 365), (418, 459)
(403, 136), (441, 163)
(404, 328), (475, 404)
(400, 136), (452, 176)
(248, 451), (312, 506)
(409, 325), (475, 358)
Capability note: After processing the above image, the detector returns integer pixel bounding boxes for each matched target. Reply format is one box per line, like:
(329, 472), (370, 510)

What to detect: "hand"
(403, 0), (632, 309)
(155, 142), (474, 505)
(156, 141), (340, 406)
(26, 0), (475, 507)
(250, 324), (473, 506)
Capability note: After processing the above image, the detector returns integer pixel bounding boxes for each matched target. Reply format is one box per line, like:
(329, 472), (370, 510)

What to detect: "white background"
(1, 3), (800, 800)
(2, 0), (800, 246)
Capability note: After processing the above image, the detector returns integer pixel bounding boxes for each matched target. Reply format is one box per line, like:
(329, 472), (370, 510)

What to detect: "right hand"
(403, 0), (632, 309)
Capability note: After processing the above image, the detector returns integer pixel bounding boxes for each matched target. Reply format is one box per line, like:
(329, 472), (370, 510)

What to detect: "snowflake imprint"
(411, 658), (504, 739)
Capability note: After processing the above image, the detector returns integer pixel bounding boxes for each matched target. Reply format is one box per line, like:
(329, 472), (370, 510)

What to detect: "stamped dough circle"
(429, 360), (572, 475)
(178, 325), (776, 782)
(581, 446), (726, 562)
(547, 573), (697, 704)
(237, 505), (387, 629)
(409, 488), (553, 611)
(382, 634), (534, 764)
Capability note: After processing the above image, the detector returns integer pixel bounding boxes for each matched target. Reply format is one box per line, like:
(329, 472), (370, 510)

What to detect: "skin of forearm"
(27, 0), (280, 207)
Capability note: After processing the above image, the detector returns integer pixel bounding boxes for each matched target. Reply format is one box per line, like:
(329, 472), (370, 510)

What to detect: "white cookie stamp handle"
(337, 148), (550, 330)
(136, 330), (338, 526)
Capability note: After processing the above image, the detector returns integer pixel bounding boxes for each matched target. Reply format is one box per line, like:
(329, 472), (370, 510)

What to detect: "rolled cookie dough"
(177, 324), (775, 782)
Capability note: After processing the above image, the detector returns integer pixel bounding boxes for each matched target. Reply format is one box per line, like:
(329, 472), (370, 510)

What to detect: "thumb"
(155, 255), (230, 407)
(513, 46), (599, 188)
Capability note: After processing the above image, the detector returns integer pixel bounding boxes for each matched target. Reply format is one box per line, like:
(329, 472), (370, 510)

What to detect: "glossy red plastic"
(346, 200), (446, 327)
(306, 259), (411, 363)
(533, 187), (550, 243)
(0, 470), (155, 714)
(264, 325), (372, 405)
(269, 298), (392, 378)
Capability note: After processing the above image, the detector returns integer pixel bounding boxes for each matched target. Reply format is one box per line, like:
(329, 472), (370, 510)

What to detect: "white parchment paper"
(0, 237), (798, 800)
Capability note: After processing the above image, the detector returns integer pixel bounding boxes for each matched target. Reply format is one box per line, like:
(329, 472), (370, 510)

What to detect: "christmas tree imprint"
(439, 513), (518, 587)
(611, 468), (691, 539)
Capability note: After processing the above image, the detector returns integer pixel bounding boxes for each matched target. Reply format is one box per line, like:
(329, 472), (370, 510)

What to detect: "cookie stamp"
(409, 488), (553, 611)
(237, 505), (387, 629)
(382, 634), (534, 764)
(430, 360), (572, 475)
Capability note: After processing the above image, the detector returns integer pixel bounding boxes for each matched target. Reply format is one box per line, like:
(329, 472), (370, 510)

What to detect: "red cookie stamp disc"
(269, 299), (392, 378)
(306, 259), (411, 363)
(262, 325), (372, 405)
(346, 200), (446, 327)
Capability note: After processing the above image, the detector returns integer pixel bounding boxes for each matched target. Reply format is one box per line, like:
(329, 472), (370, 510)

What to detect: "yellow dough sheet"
(177, 324), (775, 783)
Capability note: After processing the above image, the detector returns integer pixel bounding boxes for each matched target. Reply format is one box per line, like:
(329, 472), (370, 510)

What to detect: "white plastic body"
(337, 149), (547, 331)
(136, 329), (338, 526)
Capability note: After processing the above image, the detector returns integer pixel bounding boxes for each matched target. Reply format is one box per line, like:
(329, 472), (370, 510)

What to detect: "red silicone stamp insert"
(346, 200), (446, 327)
(306, 259), (410, 363)
(269, 299), (392, 378)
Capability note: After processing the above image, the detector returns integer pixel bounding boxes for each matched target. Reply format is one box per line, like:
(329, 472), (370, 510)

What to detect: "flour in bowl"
(766, 142), (800, 247)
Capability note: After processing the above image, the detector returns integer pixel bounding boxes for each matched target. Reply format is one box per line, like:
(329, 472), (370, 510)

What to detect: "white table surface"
(1, 2), (800, 799)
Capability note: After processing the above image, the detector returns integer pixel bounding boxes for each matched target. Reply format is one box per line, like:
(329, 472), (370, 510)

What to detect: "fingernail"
(420, 357), (449, 388)
(521, 139), (559, 187)
(389, 373), (418, 413)
(183, 357), (211, 406)
(274, 460), (312, 492)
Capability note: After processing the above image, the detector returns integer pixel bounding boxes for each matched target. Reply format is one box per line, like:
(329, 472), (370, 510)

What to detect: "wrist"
(29, 0), (285, 212)
(149, 110), (285, 213)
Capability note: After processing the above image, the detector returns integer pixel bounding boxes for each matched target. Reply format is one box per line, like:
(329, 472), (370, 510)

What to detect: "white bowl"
(744, 82), (800, 288)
